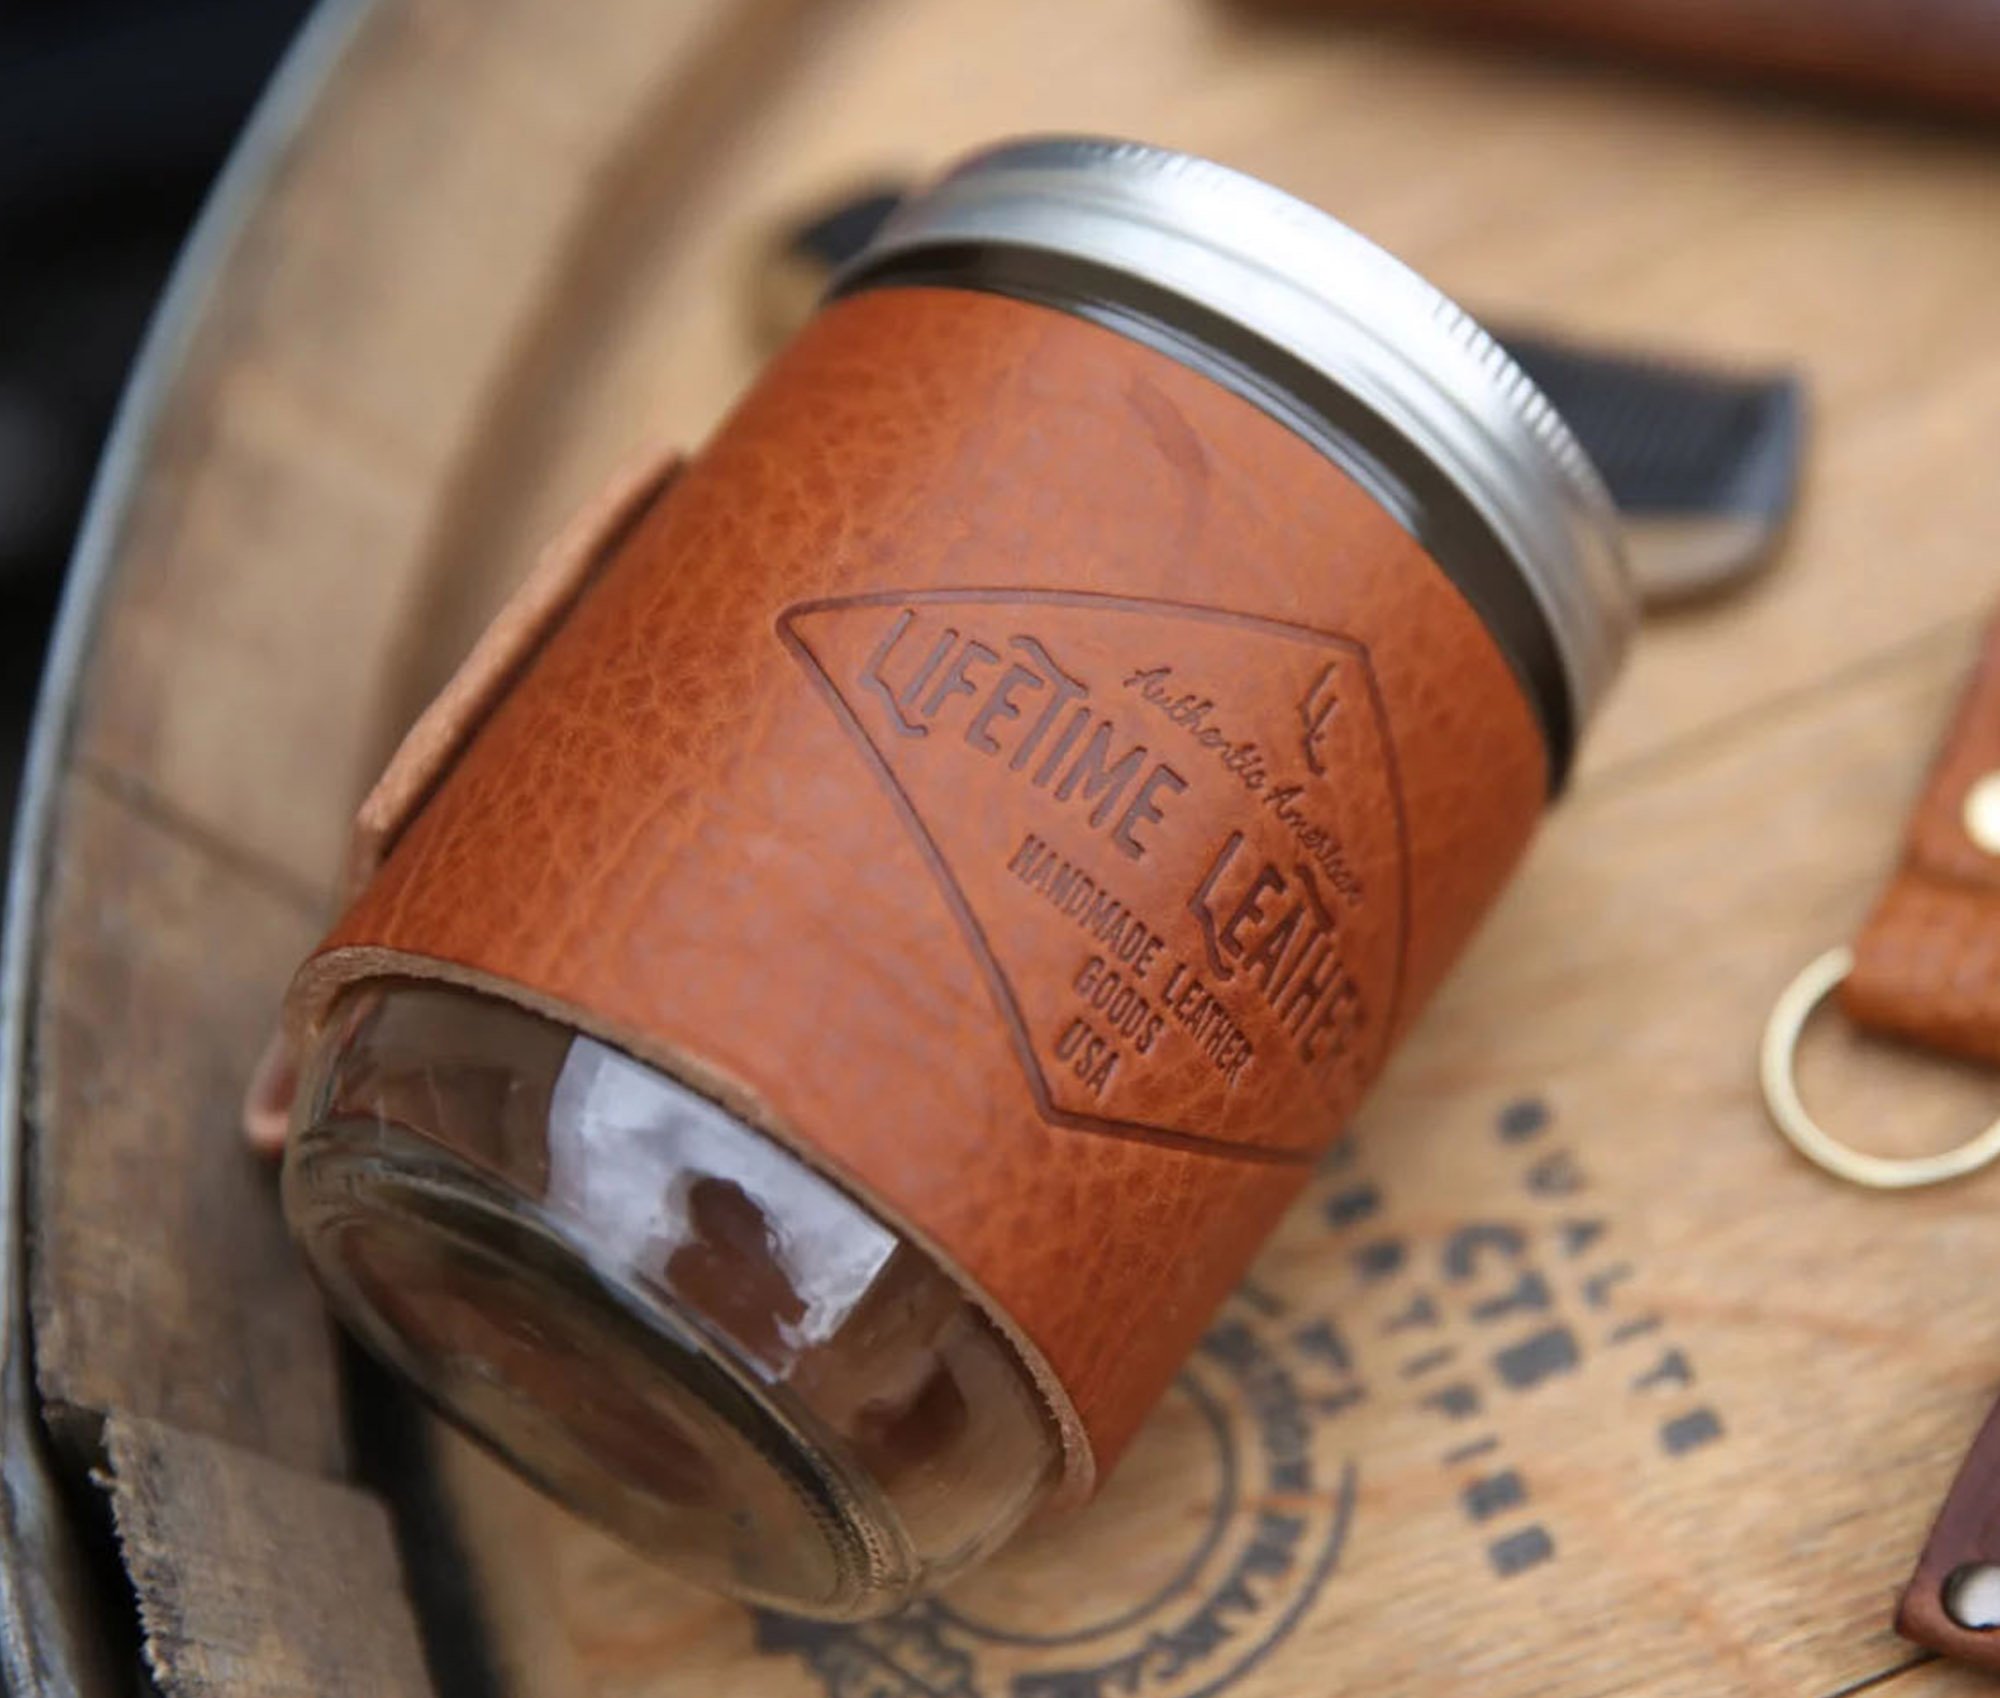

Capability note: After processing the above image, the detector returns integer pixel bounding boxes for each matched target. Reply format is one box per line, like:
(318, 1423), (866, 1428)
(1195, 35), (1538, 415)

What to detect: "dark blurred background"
(0, 0), (311, 850)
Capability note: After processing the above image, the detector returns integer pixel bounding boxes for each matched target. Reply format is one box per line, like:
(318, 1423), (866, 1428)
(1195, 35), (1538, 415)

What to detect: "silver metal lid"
(846, 136), (1635, 742)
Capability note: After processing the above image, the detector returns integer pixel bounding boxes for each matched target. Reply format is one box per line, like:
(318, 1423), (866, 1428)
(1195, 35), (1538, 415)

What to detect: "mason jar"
(281, 136), (1632, 1620)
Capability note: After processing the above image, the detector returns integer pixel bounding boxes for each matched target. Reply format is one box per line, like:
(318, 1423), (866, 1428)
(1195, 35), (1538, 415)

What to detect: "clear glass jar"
(282, 135), (1631, 1624)
(286, 982), (1059, 1619)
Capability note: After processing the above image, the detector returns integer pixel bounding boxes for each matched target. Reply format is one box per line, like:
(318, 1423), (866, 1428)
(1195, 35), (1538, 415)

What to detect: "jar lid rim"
(843, 135), (1635, 740)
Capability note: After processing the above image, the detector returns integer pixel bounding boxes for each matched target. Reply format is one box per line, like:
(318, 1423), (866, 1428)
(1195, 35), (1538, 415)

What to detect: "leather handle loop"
(341, 448), (683, 903)
(242, 445), (682, 1152)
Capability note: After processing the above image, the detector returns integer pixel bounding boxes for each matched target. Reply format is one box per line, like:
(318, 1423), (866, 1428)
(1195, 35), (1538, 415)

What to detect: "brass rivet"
(1964, 772), (2000, 855)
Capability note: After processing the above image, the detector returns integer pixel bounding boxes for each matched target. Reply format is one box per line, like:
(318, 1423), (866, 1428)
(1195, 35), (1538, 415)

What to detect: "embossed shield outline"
(778, 588), (1411, 1162)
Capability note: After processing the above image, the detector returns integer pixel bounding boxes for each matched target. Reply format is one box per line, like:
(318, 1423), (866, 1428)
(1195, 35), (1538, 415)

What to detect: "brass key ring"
(1761, 945), (2000, 1190)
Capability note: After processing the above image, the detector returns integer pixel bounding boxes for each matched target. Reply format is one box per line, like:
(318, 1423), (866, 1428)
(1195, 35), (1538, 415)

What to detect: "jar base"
(286, 1118), (917, 1620)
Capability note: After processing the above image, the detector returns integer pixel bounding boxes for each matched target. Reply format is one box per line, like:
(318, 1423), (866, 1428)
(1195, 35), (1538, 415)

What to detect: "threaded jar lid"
(842, 136), (1634, 749)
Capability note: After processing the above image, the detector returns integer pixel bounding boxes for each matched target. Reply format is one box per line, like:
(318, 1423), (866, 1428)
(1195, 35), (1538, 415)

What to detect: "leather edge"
(243, 445), (682, 1157)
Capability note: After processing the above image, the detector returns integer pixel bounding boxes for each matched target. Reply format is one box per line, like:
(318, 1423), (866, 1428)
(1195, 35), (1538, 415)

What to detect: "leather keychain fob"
(1760, 610), (2000, 1665)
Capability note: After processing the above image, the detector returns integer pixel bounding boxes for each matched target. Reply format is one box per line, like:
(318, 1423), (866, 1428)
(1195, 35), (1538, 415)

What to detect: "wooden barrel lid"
(10, 0), (2000, 1692)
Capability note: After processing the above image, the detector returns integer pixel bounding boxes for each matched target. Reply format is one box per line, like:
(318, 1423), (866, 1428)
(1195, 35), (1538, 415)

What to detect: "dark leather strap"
(1241, 0), (2000, 120)
(1900, 1396), (2000, 1662)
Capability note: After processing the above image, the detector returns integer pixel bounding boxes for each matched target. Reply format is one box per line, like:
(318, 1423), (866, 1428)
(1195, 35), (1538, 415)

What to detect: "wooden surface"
(30, 774), (340, 1476)
(18, 0), (2000, 1692)
(104, 1414), (433, 1697)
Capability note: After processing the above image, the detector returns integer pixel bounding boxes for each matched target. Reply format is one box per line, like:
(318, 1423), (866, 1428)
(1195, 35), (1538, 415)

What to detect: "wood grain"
(105, 1414), (434, 1697)
(19, 0), (2000, 1694)
(29, 770), (340, 1475)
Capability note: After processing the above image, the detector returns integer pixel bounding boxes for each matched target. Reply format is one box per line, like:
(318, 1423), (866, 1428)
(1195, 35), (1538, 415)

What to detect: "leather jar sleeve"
(282, 286), (1554, 1492)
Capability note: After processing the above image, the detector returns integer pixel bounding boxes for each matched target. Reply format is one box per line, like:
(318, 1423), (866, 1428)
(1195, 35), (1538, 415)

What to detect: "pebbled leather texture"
(341, 448), (683, 905)
(289, 286), (1550, 1487)
(1843, 612), (2000, 1063)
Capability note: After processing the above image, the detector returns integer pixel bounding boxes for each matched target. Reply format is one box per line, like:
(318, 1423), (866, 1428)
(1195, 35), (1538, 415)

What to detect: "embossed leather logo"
(780, 590), (1410, 1159)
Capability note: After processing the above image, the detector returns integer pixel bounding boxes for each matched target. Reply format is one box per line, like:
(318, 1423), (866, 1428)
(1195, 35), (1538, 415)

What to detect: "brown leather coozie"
(1842, 610), (2000, 1066)
(288, 285), (1550, 1488)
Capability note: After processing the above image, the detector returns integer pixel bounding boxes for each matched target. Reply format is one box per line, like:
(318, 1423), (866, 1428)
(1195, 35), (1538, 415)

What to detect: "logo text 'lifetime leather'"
(780, 590), (1411, 1160)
